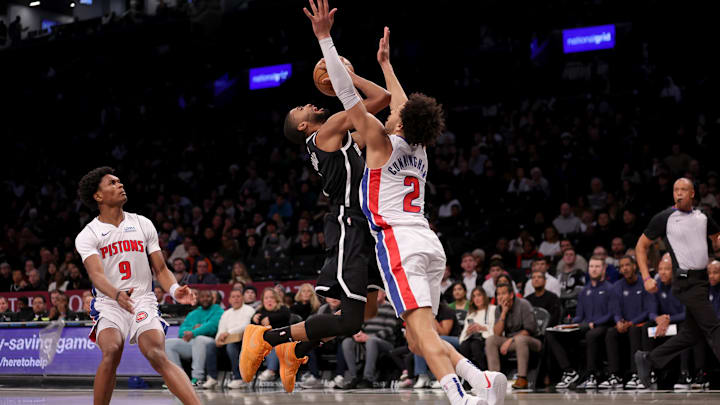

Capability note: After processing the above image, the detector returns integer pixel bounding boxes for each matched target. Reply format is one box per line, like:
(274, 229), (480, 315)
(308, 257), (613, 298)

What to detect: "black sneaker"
(576, 374), (597, 390)
(674, 371), (692, 390)
(356, 379), (373, 389)
(555, 370), (580, 389)
(692, 372), (709, 390)
(599, 374), (622, 390)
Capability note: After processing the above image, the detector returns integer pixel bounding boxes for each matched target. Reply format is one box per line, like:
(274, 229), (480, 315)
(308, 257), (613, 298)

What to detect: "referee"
(635, 178), (720, 387)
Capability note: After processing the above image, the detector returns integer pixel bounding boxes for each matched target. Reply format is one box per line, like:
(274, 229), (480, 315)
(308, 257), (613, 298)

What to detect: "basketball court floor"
(1, 388), (719, 405)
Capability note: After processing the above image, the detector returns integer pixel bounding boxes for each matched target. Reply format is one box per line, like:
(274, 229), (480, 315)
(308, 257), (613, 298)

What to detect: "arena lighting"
(70, 2), (76, 7)
(249, 63), (292, 90)
(29, 1), (41, 6)
(562, 24), (616, 54)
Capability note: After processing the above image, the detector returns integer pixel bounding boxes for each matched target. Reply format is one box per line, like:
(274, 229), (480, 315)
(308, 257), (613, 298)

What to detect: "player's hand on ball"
(303, 0), (337, 40)
(174, 285), (195, 306)
(377, 26), (390, 65)
(117, 288), (135, 314)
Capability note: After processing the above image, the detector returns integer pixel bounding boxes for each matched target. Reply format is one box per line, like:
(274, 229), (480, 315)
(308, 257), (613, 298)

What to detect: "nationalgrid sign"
(562, 24), (616, 54)
(249, 64), (292, 90)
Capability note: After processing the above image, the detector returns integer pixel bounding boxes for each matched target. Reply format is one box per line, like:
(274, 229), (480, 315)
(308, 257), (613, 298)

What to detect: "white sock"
(440, 374), (468, 405)
(456, 359), (490, 389)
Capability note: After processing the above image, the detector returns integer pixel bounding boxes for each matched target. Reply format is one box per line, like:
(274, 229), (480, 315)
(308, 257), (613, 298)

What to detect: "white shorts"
(89, 292), (169, 345)
(371, 224), (446, 317)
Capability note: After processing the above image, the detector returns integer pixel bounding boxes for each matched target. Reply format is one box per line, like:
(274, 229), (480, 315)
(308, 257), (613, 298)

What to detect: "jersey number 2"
(403, 176), (421, 213)
(119, 261), (132, 280)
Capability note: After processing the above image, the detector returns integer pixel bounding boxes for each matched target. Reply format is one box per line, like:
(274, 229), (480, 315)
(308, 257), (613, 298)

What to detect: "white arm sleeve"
(318, 37), (361, 111)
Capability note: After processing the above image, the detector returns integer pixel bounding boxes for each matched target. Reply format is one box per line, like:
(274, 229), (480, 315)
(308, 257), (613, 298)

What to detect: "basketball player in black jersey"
(240, 48), (391, 392)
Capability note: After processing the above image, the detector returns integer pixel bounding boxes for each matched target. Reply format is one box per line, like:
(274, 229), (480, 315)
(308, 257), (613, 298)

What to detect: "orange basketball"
(313, 56), (354, 96)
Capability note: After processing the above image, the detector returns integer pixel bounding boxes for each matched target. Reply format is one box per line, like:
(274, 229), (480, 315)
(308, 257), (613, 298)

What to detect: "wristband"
(169, 283), (180, 301)
(115, 290), (123, 300)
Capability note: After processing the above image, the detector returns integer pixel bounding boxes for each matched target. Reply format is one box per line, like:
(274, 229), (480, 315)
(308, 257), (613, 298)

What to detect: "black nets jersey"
(305, 131), (364, 210)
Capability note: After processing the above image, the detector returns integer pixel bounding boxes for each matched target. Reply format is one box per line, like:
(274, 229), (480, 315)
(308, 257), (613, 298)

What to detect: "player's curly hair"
(78, 166), (115, 209)
(400, 93), (445, 146)
(284, 110), (306, 145)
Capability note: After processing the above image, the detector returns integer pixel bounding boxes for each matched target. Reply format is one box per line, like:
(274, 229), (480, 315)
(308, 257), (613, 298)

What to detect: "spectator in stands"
(515, 239), (543, 280)
(643, 254), (691, 389)
(460, 253), (480, 299)
(76, 294), (93, 321)
(553, 203), (583, 236)
(290, 283), (321, 320)
(602, 255), (654, 390)
(17, 295), (49, 321)
(440, 265), (456, 303)
(267, 194), (293, 220)
(10, 270), (27, 292)
(587, 178), (608, 211)
(0, 262), (11, 292)
(165, 290), (224, 385)
(254, 287), (291, 382)
(524, 269), (561, 327)
(243, 285), (260, 309)
(0, 296), (13, 321)
(49, 290), (61, 308)
(203, 289), (255, 389)
(459, 287), (495, 370)
(523, 258), (560, 298)
(538, 226), (562, 260)
(21, 269), (47, 292)
(339, 291), (398, 389)
(172, 258), (191, 285)
(693, 260), (720, 388)
(448, 282), (470, 311)
(187, 245), (213, 274)
(44, 262), (58, 284)
(169, 237), (193, 262)
(261, 220), (289, 257)
(211, 251), (233, 282)
(228, 261), (252, 287)
(49, 293), (78, 321)
(486, 283), (540, 389)
(549, 256), (612, 390)
(48, 269), (69, 292)
(67, 263), (91, 290)
(413, 300), (462, 388)
(557, 247), (587, 274)
(154, 286), (168, 304)
(482, 261), (505, 298)
(609, 237), (626, 265)
(187, 260), (218, 284)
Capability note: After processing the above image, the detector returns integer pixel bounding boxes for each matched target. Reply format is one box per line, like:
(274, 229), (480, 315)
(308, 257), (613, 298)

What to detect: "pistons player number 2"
(403, 176), (421, 213)
(119, 261), (132, 280)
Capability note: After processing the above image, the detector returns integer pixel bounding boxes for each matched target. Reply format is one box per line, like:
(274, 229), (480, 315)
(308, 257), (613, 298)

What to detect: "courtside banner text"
(0, 325), (178, 375)
(562, 24), (616, 53)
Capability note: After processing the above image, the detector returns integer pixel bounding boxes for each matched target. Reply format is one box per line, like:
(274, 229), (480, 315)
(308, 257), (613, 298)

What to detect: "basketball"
(313, 56), (354, 96)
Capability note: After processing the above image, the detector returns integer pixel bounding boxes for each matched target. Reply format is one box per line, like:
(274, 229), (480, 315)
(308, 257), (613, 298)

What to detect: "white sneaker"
(471, 371), (507, 405)
(258, 369), (276, 381)
(333, 375), (345, 386)
(414, 374), (430, 388)
(299, 375), (324, 389)
(228, 379), (246, 389)
(463, 394), (488, 405)
(202, 377), (218, 389)
(397, 378), (414, 388)
(430, 380), (442, 389)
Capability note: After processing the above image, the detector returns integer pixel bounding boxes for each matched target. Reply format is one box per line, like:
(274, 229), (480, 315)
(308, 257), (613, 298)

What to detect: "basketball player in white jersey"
(303, 2), (506, 404)
(75, 167), (200, 405)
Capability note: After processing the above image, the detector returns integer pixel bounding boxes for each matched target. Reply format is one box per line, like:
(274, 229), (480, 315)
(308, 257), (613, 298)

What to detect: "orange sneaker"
(275, 341), (309, 393)
(239, 325), (272, 383)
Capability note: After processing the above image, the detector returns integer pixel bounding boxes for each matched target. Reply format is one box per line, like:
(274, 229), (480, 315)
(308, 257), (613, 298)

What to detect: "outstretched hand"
(303, 0), (337, 40)
(377, 26), (390, 65)
(174, 285), (196, 306)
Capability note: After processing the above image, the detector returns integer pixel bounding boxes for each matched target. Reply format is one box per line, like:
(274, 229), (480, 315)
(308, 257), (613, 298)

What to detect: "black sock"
(263, 326), (293, 346)
(294, 340), (321, 358)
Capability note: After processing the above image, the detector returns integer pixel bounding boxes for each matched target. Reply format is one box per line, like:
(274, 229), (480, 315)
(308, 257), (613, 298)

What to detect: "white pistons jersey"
(360, 135), (430, 229)
(75, 212), (160, 299)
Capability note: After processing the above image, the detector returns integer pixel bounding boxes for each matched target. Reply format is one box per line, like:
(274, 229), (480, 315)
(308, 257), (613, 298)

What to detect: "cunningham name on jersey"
(386, 153), (427, 179)
(75, 212), (160, 299)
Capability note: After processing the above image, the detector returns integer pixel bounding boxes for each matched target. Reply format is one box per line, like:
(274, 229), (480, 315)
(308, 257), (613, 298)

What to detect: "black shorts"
(315, 206), (383, 302)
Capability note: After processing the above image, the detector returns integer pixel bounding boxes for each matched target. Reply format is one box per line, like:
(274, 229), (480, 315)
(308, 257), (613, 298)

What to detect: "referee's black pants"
(649, 269), (720, 369)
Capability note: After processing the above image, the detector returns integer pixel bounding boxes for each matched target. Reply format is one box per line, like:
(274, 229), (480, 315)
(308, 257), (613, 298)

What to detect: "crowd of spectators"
(2, 0), (720, 393)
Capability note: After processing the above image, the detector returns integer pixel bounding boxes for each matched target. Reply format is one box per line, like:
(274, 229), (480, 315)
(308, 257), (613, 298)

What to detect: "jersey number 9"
(119, 261), (132, 280)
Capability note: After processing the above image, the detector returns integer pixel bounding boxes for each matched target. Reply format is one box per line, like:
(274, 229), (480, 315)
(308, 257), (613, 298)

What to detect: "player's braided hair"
(400, 93), (445, 146)
(284, 110), (307, 145)
(78, 166), (115, 209)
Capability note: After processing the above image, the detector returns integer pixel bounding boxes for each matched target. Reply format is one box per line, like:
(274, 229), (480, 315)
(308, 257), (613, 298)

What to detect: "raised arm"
(377, 26), (408, 111)
(304, 0), (389, 164)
